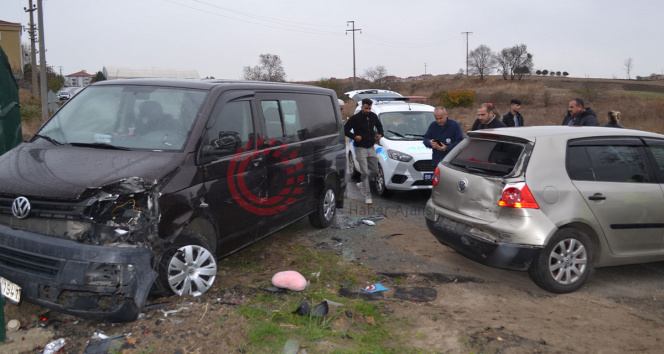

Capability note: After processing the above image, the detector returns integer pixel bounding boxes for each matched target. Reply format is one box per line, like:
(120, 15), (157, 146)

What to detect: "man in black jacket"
(562, 98), (599, 126)
(471, 103), (506, 130)
(344, 98), (384, 204)
(502, 99), (524, 127)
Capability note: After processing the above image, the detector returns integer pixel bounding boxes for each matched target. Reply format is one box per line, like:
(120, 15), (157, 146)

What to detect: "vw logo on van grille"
(457, 179), (468, 192)
(12, 196), (31, 219)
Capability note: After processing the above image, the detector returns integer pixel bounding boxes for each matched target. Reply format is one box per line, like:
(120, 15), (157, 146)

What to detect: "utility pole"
(37, 0), (48, 120)
(24, 0), (38, 98)
(461, 31), (473, 76)
(424, 63), (428, 75)
(346, 21), (361, 89)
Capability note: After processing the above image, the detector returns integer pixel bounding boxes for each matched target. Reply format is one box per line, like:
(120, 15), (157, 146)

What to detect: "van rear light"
(432, 167), (440, 186)
(498, 182), (539, 209)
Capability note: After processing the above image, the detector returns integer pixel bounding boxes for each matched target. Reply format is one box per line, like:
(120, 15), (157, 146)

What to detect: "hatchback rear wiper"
(70, 142), (129, 150)
(33, 134), (64, 146)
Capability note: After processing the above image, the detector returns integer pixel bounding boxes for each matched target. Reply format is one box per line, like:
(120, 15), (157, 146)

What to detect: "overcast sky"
(1, 0), (662, 81)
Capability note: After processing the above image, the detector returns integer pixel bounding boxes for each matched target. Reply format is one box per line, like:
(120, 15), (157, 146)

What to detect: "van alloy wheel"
(167, 244), (217, 296)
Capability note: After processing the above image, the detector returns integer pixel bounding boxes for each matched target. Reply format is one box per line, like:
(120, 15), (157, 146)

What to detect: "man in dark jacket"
(471, 103), (506, 130)
(423, 106), (464, 167)
(344, 98), (384, 204)
(502, 99), (524, 127)
(562, 98), (599, 126)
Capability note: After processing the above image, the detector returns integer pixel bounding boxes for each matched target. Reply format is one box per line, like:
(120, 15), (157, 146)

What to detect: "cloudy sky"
(1, 0), (662, 81)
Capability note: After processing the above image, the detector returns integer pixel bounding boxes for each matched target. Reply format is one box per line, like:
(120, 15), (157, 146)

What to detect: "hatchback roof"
(467, 126), (664, 142)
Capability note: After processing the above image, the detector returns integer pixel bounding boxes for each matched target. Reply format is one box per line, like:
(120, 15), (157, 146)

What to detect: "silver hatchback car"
(426, 126), (664, 293)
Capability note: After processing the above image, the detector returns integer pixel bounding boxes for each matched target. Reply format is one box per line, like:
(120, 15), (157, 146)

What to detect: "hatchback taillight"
(498, 182), (539, 209)
(432, 167), (440, 186)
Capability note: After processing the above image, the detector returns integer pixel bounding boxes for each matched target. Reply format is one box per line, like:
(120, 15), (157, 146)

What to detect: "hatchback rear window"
(450, 139), (524, 176)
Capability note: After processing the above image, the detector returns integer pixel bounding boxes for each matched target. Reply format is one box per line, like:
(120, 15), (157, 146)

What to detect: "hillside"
(335, 75), (664, 134)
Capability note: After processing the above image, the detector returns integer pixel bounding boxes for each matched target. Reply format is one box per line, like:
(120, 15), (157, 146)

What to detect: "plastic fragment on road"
(293, 301), (329, 317)
(42, 338), (66, 354)
(361, 219), (376, 226)
(362, 283), (389, 293)
(272, 270), (308, 291)
(161, 307), (189, 317)
(283, 338), (299, 354)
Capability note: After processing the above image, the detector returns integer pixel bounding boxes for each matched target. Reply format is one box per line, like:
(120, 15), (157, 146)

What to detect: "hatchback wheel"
(528, 228), (593, 293)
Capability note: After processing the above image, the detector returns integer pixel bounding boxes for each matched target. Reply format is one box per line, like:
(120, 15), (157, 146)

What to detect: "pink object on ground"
(272, 270), (308, 291)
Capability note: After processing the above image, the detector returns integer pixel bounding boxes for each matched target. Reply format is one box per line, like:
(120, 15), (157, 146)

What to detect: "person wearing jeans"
(344, 98), (384, 204)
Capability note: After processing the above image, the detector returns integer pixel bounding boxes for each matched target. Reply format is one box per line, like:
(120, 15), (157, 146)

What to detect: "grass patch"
(222, 233), (414, 352)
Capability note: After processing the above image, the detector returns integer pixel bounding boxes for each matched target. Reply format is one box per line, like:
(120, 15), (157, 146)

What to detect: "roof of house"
(67, 70), (94, 78)
(0, 20), (21, 27)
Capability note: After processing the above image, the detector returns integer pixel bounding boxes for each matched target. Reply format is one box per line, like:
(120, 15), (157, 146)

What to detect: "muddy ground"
(1, 188), (663, 353)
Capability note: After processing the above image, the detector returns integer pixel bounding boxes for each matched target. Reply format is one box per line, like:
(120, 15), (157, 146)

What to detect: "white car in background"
(346, 91), (435, 196)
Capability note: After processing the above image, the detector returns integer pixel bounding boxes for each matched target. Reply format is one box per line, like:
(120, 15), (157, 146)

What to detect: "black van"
(0, 79), (346, 321)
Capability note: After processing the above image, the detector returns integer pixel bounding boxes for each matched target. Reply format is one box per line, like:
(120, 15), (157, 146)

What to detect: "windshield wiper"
(70, 142), (129, 150)
(33, 134), (64, 146)
(387, 130), (405, 138)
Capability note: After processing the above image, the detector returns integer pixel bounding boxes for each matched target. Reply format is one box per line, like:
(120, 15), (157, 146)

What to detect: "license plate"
(1, 277), (21, 304)
(423, 173), (433, 181)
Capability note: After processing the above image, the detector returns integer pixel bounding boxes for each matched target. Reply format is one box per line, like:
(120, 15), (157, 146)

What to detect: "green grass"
(628, 92), (664, 99)
(224, 235), (415, 352)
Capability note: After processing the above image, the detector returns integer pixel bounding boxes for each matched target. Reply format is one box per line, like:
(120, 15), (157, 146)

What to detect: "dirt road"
(2, 185), (663, 353)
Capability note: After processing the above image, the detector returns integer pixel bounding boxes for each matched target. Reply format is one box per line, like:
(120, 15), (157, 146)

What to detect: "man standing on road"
(423, 106), (464, 167)
(562, 98), (599, 126)
(502, 99), (525, 127)
(344, 98), (383, 204)
(471, 103), (506, 130)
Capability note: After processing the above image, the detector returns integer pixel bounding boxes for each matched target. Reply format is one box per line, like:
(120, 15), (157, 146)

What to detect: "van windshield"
(381, 111), (432, 140)
(38, 85), (207, 151)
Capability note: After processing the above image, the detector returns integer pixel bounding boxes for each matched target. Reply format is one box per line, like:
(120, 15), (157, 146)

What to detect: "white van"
(346, 92), (434, 196)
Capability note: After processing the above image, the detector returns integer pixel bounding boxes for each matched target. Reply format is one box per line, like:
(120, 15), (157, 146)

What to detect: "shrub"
(441, 89), (475, 108)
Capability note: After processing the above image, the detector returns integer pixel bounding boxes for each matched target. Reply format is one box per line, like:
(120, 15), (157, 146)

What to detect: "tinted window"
(208, 100), (254, 157)
(647, 144), (664, 176)
(567, 145), (649, 183)
(450, 139), (524, 175)
(298, 94), (338, 138)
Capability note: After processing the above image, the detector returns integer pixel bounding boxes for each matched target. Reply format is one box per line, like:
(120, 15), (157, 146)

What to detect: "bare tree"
(362, 65), (389, 87)
(624, 57), (633, 80)
(468, 45), (496, 80)
(242, 54), (286, 82)
(495, 44), (534, 80)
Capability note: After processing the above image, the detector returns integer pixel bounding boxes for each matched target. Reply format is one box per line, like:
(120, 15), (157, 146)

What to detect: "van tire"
(528, 228), (593, 294)
(309, 182), (337, 229)
(348, 152), (360, 180)
(151, 231), (217, 298)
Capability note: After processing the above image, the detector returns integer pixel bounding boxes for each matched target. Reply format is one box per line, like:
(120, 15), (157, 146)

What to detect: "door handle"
(588, 194), (606, 201)
(252, 158), (262, 167)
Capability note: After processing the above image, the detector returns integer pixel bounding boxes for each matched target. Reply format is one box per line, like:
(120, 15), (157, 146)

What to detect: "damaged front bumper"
(0, 223), (157, 322)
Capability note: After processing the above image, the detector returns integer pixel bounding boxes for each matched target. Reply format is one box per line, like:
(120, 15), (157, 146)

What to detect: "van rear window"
(450, 139), (524, 176)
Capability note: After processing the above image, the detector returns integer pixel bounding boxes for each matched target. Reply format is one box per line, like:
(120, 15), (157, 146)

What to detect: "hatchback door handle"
(588, 194), (606, 201)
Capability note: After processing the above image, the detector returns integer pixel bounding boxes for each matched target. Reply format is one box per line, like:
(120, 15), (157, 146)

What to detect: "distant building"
(102, 66), (200, 80)
(65, 70), (94, 87)
(0, 20), (23, 77)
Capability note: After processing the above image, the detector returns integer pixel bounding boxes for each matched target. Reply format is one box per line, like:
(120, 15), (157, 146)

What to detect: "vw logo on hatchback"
(457, 179), (468, 192)
(12, 197), (31, 219)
